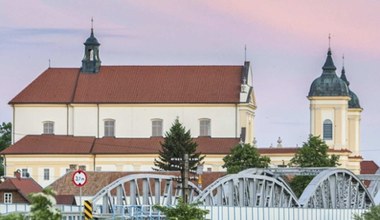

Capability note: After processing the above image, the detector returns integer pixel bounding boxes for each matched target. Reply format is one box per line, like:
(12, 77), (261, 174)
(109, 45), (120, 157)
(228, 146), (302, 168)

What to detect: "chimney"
(14, 170), (21, 180)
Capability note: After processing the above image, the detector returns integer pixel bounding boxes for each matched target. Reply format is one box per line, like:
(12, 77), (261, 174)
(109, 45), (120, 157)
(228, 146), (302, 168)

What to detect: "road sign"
(72, 170), (88, 187)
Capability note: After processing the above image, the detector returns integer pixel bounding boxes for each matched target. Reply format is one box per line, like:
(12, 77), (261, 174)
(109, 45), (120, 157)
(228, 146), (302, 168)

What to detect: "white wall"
(14, 104), (240, 140)
(13, 105), (68, 143)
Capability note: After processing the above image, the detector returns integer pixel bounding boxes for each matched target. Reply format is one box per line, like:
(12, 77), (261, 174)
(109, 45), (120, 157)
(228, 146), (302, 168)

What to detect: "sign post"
(72, 170), (87, 219)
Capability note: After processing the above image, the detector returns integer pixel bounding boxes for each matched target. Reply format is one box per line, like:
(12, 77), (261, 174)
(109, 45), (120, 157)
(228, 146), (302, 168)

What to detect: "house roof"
(55, 194), (77, 205)
(0, 177), (42, 202)
(259, 147), (352, 154)
(1, 135), (241, 155)
(360, 160), (379, 174)
(49, 171), (226, 196)
(1, 135), (96, 154)
(9, 65), (244, 104)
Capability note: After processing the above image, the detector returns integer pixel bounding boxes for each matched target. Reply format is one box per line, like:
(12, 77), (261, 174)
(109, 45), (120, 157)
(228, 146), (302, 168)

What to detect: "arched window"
(152, 119), (163, 137)
(323, 119), (333, 140)
(199, 118), (211, 136)
(104, 119), (115, 137)
(43, 121), (54, 134)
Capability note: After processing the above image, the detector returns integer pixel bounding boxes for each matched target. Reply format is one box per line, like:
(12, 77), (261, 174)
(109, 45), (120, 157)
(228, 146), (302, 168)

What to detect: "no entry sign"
(72, 170), (88, 187)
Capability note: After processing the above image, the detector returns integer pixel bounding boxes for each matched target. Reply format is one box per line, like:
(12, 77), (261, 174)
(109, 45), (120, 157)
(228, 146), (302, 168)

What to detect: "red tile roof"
(360, 160), (379, 174)
(1, 135), (352, 156)
(1, 135), (95, 154)
(0, 177), (42, 202)
(10, 66), (243, 104)
(259, 147), (352, 154)
(10, 68), (79, 104)
(1, 135), (240, 155)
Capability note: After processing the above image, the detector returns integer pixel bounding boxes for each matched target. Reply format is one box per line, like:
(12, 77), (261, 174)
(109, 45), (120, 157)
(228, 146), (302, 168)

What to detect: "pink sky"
(1, 1), (380, 162)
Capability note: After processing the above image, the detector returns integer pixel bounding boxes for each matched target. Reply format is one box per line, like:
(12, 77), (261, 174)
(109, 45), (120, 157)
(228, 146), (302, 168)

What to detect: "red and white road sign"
(72, 170), (88, 187)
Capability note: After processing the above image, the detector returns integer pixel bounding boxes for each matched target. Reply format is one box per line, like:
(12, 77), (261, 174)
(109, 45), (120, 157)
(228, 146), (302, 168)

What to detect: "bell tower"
(308, 48), (350, 149)
(81, 19), (101, 73)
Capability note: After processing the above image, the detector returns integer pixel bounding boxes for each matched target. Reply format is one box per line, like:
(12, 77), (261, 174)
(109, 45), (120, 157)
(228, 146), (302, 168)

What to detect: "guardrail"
(0, 204), (371, 220)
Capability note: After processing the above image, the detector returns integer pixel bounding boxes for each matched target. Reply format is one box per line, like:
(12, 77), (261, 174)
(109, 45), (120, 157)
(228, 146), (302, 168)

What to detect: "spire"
(322, 34), (336, 71)
(90, 17), (94, 37)
(322, 48), (337, 71)
(244, 44), (247, 62)
(340, 55), (350, 86)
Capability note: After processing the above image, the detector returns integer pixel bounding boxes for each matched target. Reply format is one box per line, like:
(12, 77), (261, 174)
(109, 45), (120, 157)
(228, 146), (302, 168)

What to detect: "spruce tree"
(154, 118), (204, 172)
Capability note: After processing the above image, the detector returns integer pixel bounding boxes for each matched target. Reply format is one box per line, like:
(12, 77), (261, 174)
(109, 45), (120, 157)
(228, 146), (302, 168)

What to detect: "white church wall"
(72, 105), (98, 137)
(86, 104), (237, 138)
(13, 105), (68, 143)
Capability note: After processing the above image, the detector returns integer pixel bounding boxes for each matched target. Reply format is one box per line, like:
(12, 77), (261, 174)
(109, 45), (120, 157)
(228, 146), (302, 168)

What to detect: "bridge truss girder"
(298, 169), (374, 209)
(91, 174), (201, 213)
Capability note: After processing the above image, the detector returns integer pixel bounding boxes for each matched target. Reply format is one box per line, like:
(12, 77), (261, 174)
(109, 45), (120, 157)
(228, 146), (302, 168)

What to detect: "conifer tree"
(154, 118), (205, 173)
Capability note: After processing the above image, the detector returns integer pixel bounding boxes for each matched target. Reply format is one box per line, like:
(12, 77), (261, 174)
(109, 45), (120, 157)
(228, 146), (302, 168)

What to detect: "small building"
(0, 171), (42, 204)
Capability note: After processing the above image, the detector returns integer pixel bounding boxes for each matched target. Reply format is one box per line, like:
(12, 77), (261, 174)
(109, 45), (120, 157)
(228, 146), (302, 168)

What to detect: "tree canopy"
(354, 205), (380, 220)
(154, 197), (209, 220)
(289, 135), (340, 197)
(289, 135), (339, 168)
(0, 122), (11, 152)
(154, 118), (205, 172)
(28, 188), (61, 220)
(223, 143), (270, 174)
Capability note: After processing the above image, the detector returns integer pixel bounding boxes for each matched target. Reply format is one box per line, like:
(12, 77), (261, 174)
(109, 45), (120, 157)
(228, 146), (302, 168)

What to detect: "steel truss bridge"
(91, 168), (379, 217)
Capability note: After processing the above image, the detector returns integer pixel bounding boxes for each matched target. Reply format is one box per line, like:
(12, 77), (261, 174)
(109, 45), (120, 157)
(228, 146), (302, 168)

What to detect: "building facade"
(1, 29), (364, 187)
(2, 29), (256, 187)
(308, 47), (363, 172)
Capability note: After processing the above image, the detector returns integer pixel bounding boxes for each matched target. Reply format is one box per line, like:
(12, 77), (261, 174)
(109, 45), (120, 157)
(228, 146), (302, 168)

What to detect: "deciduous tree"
(28, 188), (61, 220)
(0, 122), (11, 152)
(223, 143), (270, 174)
(289, 135), (340, 197)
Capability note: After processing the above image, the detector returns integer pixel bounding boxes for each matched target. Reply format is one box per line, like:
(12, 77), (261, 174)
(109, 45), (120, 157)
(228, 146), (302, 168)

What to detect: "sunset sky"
(1, 1), (380, 162)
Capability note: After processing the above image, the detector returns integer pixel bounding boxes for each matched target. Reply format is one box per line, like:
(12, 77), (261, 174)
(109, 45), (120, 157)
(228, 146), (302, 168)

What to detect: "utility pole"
(183, 153), (189, 203)
(171, 153), (198, 204)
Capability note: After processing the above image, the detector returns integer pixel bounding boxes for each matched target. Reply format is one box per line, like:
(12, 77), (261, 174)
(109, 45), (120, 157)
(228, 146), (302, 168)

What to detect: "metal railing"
(0, 203), (370, 220)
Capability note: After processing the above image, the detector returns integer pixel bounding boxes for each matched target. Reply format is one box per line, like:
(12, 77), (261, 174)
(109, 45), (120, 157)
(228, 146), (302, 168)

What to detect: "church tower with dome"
(308, 47), (362, 172)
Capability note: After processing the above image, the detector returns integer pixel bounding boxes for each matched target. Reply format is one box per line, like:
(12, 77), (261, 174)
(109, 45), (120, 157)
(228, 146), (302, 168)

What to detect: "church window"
(43, 169), (50, 181)
(21, 168), (29, 178)
(104, 119), (115, 137)
(43, 121), (54, 134)
(199, 119), (211, 136)
(152, 119), (163, 137)
(323, 119), (333, 140)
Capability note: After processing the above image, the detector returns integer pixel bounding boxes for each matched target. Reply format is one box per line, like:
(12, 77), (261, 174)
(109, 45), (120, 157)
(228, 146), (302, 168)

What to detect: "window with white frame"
(104, 119), (115, 137)
(21, 168), (29, 178)
(323, 119), (333, 140)
(43, 169), (50, 181)
(152, 119), (163, 137)
(199, 119), (211, 136)
(43, 121), (54, 134)
(4, 193), (12, 204)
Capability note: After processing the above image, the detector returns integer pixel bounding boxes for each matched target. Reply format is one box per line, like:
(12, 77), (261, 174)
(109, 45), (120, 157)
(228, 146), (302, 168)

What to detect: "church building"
(1, 28), (363, 187)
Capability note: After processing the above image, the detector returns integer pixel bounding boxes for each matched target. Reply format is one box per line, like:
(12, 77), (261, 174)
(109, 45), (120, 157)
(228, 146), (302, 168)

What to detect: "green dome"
(84, 29), (100, 46)
(348, 90), (361, 108)
(308, 49), (349, 97)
